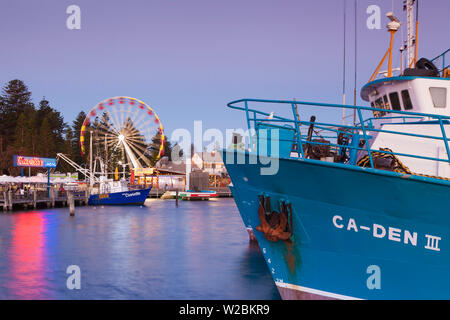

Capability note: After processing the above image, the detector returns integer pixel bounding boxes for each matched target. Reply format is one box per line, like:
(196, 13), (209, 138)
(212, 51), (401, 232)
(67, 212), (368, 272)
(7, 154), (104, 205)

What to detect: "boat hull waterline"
(223, 150), (450, 300)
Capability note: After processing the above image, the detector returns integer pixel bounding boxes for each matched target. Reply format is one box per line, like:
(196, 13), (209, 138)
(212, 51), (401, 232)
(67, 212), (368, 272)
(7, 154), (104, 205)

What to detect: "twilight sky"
(1, 0), (449, 142)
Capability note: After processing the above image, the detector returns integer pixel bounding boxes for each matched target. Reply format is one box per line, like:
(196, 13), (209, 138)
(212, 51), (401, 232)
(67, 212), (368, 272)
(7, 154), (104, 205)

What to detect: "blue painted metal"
(224, 96), (450, 299)
(431, 48), (450, 74)
(229, 185), (251, 230)
(348, 133), (360, 165)
(223, 149), (450, 299)
(255, 123), (295, 158)
(291, 103), (304, 158)
(357, 107), (374, 168)
(227, 98), (450, 164)
(244, 100), (252, 149)
(362, 115), (424, 127)
(88, 187), (151, 206)
(439, 118), (450, 160)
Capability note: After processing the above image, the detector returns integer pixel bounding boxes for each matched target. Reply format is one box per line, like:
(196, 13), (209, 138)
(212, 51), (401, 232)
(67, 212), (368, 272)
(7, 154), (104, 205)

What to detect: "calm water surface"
(0, 198), (280, 299)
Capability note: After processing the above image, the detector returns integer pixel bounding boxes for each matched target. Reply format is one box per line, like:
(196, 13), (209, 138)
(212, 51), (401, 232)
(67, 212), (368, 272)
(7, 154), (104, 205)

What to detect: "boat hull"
(229, 185), (256, 241)
(223, 150), (450, 300)
(88, 188), (151, 206)
(178, 191), (217, 200)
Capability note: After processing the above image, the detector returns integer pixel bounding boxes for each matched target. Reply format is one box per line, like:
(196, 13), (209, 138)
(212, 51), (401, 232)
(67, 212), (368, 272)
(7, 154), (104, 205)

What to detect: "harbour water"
(0, 198), (280, 300)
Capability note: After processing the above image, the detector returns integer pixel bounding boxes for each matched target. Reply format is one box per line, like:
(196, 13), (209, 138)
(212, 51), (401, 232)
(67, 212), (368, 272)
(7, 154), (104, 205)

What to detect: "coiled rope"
(357, 147), (450, 181)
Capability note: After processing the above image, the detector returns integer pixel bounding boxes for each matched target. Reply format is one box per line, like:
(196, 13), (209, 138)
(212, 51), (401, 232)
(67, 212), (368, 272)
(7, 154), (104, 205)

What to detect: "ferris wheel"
(80, 96), (165, 169)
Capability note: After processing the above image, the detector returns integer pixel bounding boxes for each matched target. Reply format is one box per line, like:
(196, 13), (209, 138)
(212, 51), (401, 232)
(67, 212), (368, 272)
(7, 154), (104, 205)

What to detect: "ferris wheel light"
(80, 96), (165, 169)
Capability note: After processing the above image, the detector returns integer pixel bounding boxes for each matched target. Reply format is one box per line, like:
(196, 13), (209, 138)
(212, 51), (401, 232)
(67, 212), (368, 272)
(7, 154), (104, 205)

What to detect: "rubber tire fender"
(416, 58), (439, 75)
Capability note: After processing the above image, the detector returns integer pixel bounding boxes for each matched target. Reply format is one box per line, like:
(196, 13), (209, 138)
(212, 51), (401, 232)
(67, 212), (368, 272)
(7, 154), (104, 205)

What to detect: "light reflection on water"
(0, 198), (280, 300)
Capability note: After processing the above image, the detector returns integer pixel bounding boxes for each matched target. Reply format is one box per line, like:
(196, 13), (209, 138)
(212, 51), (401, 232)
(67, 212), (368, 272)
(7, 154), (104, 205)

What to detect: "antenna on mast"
(353, 0), (357, 125)
(342, 0), (347, 125)
(403, 0), (417, 68)
(367, 9), (401, 82)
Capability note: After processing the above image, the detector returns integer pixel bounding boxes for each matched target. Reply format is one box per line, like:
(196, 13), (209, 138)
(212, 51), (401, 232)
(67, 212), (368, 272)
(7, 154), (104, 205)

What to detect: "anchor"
(255, 194), (293, 242)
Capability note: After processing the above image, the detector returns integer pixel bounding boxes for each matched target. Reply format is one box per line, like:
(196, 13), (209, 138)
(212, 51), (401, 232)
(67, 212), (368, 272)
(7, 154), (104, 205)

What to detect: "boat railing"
(361, 115), (425, 125)
(128, 184), (148, 191)
(373, 68), (402, 81)
(431, 48), (450, 76)
(227, 98), (450, 171)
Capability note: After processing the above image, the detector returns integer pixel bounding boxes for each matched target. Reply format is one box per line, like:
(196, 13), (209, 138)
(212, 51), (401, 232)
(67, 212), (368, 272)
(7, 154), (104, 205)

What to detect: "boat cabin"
(361, 76), (450, 118)
(359, 68), (450, 178)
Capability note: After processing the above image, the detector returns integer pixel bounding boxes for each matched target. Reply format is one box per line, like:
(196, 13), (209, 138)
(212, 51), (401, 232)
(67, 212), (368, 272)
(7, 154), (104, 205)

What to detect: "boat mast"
(89, 130), (94, 187)
(404, 0), (417, 68)
(104, 134), (108, 178)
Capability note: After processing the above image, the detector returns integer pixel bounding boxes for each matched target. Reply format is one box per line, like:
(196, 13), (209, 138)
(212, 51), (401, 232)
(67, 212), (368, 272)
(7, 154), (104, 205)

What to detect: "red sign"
(13, 155), (56, 168)
(16, 156), (43, 167)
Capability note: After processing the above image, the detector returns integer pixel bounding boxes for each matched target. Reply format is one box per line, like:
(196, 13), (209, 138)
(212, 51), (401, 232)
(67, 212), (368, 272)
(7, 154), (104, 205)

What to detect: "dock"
(210, 187), (232, 197)
(148, 187), (232, 198)
(0, 189), (89, 211)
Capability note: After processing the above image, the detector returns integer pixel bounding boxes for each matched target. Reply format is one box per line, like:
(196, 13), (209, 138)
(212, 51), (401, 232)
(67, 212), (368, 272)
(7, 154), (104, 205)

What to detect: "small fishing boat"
(224, 2), (450, 299)
(178, 190), (217, 200)
(88, 178), (151, 205)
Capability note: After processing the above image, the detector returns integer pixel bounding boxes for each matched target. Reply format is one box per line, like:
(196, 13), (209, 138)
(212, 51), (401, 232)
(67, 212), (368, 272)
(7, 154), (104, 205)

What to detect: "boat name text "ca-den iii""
(332, 215), (442, 252)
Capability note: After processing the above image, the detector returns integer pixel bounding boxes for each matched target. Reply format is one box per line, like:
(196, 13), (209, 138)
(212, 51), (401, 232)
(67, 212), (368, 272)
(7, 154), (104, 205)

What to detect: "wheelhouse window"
(401, 90), (413, 110)
(429, 87), (447, 108)
(383, 95), (390, 110)
(373, 97), (387, 117)
(389, 92), (401, 111)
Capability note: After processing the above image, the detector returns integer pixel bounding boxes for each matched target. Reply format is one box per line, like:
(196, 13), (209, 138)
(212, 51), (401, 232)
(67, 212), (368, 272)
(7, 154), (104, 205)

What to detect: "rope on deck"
(357, 147), (450, 181)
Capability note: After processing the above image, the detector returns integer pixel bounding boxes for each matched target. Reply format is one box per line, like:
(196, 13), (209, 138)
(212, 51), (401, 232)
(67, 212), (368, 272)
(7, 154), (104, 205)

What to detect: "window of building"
(401, 90), (413, 110)
(389, 92), (401, 111)
(429, 87), (447, 108)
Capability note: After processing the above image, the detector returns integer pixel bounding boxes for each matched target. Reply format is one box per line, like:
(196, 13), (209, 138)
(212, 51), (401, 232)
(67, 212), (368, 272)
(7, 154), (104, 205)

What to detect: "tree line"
(0, 79), (178, 176)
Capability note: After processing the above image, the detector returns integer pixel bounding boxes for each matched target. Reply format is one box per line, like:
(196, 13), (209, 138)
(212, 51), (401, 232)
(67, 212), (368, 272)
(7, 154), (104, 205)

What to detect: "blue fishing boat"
(223, 3), (450, 299)
(88, 179), (151, 206)
(88, 188), (151, 206)
(229, 185), (256, 241)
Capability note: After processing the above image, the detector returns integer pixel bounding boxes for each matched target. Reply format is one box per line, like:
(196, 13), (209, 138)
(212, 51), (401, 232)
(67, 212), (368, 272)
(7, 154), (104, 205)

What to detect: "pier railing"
(227, 98), (450, 173)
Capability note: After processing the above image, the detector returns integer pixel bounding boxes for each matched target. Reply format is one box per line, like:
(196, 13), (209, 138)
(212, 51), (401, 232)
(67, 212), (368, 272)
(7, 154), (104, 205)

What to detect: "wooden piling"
(33, 190), (37, 209)
(0, 186), (93, 212)
(176, 189), (179, 207)
(68, 191), (75, 216)
(8, 191), (12, 211)
(3, 191), (7, 211)
(50, 188), (55, 207)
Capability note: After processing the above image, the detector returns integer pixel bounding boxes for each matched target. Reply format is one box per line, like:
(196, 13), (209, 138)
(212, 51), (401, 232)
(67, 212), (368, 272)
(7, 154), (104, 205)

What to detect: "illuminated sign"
(13, 155), (57, 168)
(134, 168), (154, 176)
